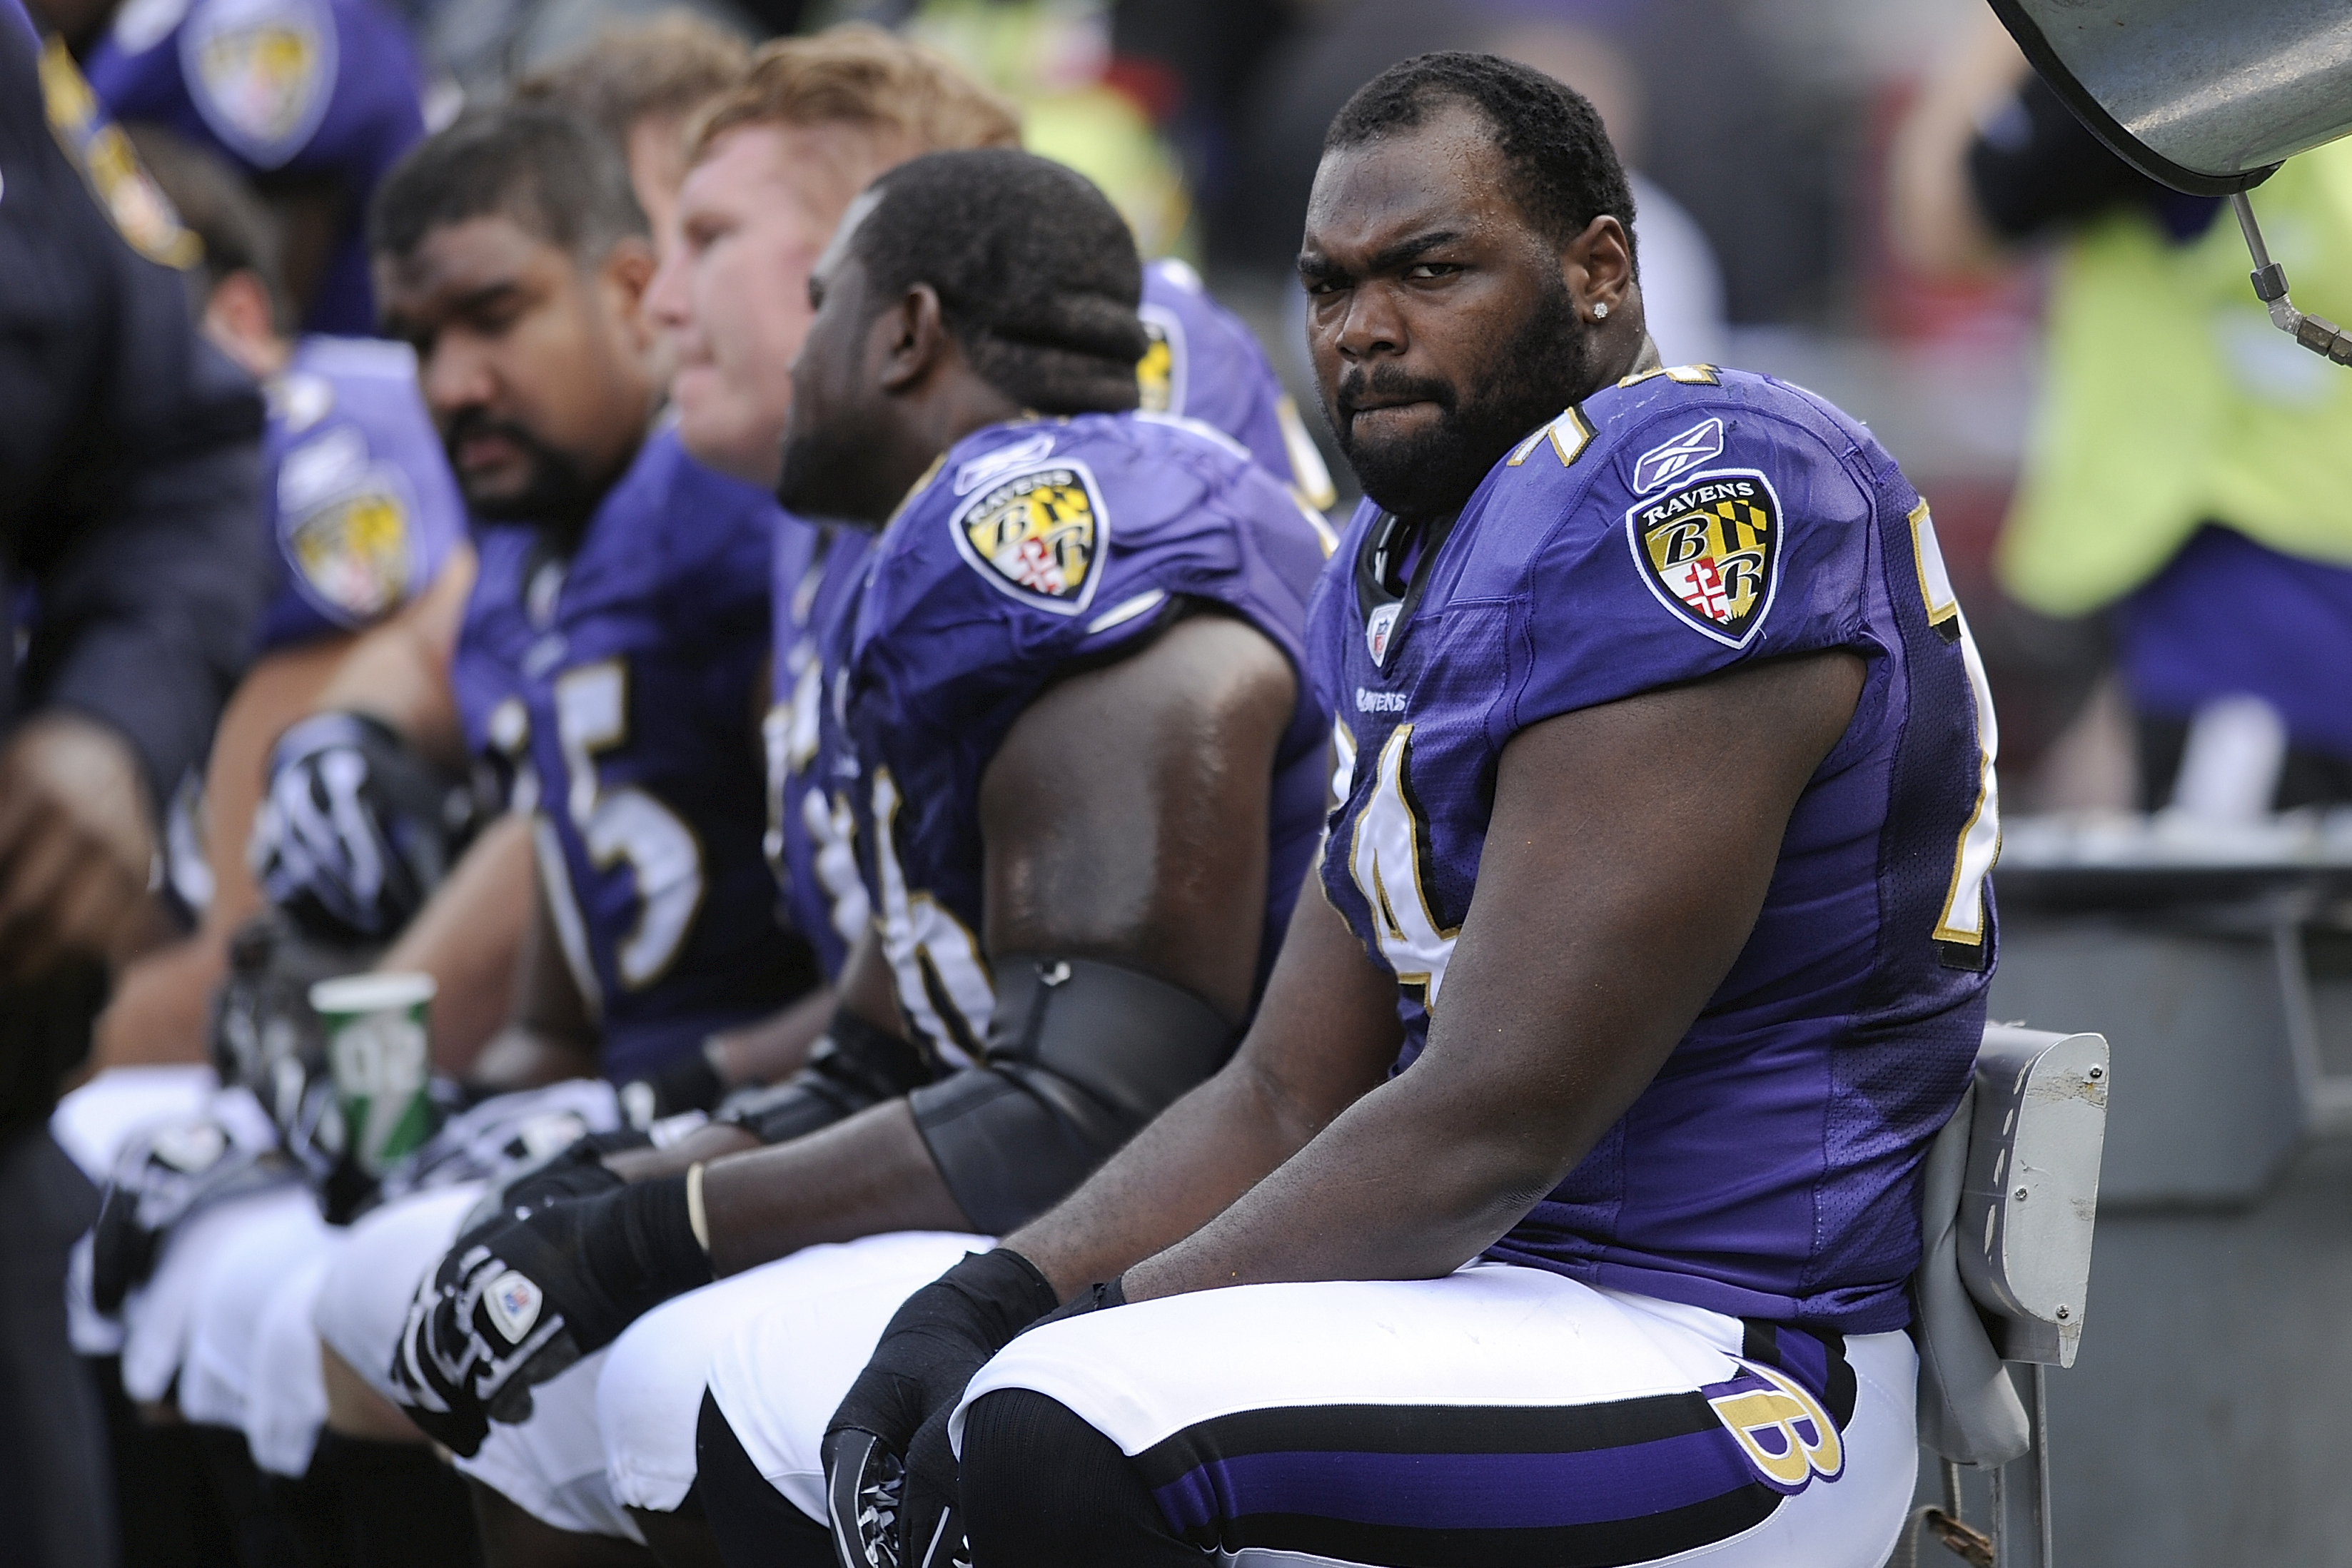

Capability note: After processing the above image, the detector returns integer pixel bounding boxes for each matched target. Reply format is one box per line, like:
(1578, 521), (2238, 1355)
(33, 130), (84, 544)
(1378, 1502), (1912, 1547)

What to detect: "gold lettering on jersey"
(1625, 467), (1782, 648)
(952, 460), (1108, 614)
(1707, 1363), (1844, 1491)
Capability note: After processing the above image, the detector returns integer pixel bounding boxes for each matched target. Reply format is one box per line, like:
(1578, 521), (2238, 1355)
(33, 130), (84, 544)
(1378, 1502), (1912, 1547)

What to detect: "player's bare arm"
(697, 607), (1296, 1275)
(602, 922), (903, 1179)
(373, 813), (539, 1071)
(310, 542), (480, 768)
(460, 849), (605, 1091)
(1026, 649), (1862, 1302)
(984, 862), (1406, 1300)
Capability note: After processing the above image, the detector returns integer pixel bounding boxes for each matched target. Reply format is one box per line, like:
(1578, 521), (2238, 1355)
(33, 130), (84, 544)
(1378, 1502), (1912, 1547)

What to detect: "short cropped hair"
(854, 148), (1144, 415)
(1326, 51), (1637, 263)
(514, 14), (749, 146)
(124, 122), (292, 332)
(369, 103), (647, 265)
(688, 24), (1019, 167)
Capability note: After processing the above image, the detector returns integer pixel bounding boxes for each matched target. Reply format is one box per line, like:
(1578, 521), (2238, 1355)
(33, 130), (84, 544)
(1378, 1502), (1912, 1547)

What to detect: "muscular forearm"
(605, 1122), (759, 1183)
(1009, 1059), (1312, 1299)
(1119, 1065), (1554, 1302)
(700, 1098), (972, 1276)
(708, 986), (833, 1087)
(1009, 880), (1402, 1298)
(379, 815), (535, 1071)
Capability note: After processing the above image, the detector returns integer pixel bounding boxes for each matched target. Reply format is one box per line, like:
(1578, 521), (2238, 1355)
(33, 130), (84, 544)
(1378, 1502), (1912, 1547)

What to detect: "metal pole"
(2033, 1364), (2054, 1568)
(2232, 191), (2352, 363)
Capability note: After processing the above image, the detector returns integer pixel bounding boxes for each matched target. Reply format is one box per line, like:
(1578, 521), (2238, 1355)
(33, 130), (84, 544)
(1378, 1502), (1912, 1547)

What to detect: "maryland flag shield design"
(287, 489), (413, 624)
(1626, 467), (1782, 647)
(952, 460), (1106, 614)
(185, 0), (335, 169)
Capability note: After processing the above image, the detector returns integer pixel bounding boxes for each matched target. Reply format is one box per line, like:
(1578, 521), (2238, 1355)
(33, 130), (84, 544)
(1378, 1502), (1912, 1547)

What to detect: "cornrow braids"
(854, 149), (1146, 416)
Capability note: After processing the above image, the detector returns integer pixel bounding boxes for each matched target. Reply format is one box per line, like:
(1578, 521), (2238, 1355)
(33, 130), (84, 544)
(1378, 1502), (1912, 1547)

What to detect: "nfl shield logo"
(1366, 602), (1402, 667)
(485, 1270), (542, 1344)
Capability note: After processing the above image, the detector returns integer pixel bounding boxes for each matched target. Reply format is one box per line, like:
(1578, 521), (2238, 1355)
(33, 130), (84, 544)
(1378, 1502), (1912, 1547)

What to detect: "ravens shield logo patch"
(287, 490), (413, 624)
(185, 0), (335, 169)
(952, 460), (1106, 614)
(1625, 467), (1781, 647)
(1135, 305), (1186, 415)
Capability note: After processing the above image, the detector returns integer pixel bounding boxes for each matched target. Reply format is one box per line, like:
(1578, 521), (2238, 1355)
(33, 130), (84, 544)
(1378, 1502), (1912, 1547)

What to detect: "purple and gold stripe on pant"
(1131, 1322), (1854, 1568)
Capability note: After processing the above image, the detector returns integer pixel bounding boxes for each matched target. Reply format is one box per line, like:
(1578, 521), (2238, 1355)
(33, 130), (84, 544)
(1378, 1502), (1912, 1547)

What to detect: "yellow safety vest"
(1998, 141), (2352, 616)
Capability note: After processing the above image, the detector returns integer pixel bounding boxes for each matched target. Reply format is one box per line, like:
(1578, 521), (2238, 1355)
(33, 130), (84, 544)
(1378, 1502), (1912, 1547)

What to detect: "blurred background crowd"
(47, 0), (2352, 826)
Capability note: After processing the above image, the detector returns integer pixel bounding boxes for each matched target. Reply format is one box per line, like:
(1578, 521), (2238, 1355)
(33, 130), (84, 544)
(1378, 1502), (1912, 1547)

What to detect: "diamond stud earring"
(1593, 303), (1610, 320)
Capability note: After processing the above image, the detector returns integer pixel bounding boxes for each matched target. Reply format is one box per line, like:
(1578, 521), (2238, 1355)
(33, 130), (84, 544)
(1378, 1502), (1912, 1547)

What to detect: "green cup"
(308, 972), (440, 1176)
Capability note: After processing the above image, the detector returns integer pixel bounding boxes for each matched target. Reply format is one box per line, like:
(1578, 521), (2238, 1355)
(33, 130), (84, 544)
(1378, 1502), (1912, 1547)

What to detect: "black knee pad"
(959, 1388), (1196, 1567)
(694, 1392), (832, 1568)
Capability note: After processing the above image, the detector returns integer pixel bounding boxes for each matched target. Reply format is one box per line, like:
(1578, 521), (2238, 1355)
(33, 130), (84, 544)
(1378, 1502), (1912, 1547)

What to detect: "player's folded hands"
(389, 1175), (710, 1455)
(822, 1248), (1064, 1567)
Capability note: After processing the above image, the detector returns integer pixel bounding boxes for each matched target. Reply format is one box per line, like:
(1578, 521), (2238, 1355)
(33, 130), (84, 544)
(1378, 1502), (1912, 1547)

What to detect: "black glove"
(390, 1174), (710, 1455)
(251, 712), (468, 944)
(453, 1128), (652, 1245)
(90, 1115), (294, 1313)
(717, 1010), (932, 1146)
(821, 1250), (1067, 1568)
(619, 1046), (727, 1128)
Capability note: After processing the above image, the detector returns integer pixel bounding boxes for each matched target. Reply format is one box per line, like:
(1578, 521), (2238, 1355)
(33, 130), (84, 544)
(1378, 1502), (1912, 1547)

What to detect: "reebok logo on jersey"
(1355, 688), (1405, 713)
(1631, 416), (1725, 493)
(485, 1270), (542, 1344)
(1625, 467), (1782, 649)
(953, 433), (1056, 496)
(952, 460), (1106, 614)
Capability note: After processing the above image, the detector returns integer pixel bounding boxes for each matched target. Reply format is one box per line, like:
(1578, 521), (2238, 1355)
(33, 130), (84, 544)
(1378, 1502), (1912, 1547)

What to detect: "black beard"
(445, 410), (600, 538)
(1324, 273), (1591, 521)
(775, 419), (890, 528)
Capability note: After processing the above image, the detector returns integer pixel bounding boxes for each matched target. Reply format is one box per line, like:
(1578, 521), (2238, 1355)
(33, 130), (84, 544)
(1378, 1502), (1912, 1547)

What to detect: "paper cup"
(308, 972), (440, 1175)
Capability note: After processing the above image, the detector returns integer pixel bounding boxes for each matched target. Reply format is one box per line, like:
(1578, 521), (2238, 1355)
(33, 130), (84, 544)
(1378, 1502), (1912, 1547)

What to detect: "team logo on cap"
(1705, 1362), (1844, 1494)
(952, 460), (1106, 614)
(1625, 467), (1781, 648)
(485, 1270), (542, 1344)
(184, 0), (335, 169)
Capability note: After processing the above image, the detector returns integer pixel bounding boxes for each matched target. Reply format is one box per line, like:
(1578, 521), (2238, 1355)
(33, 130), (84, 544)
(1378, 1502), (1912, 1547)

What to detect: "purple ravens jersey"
(1314, 365), (1999, 1334)
(763, 519), (872, 980)
(453, 429), (811, 1081)
(831, 413), (1335, 1063)
(85, 0), (425, 335)
(256, 335), (461, 652)
(1139, 259), (1336, 508)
